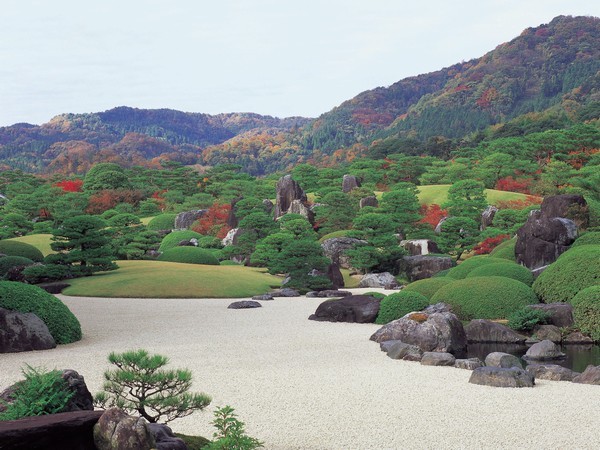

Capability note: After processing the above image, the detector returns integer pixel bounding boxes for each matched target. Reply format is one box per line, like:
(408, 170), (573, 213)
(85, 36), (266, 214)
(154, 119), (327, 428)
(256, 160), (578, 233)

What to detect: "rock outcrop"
(342, 174), (361, 193)
(274, 175), (307, 219)
(359, 196), (378, 209)
(174, 210), (205, 230)
(93, 408), (155, 450)
(358, 272), (399, 289)
(321, 237), (367, 269)
(465, 320), (527, 344)
(400, 239), (441, 256)
(480, 205), (498, 230)
(403, 255), (454, 281)
(527, 303), (574, 327)
(309, 295), (381, 323)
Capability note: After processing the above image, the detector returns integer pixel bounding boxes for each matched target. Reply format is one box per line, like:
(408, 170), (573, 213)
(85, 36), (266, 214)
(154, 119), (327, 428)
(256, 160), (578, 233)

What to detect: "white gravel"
(1, 289), (599, 449)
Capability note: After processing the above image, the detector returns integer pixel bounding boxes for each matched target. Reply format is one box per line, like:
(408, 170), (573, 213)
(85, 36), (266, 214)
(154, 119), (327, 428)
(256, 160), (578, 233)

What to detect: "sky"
(0, 0), (598, 126)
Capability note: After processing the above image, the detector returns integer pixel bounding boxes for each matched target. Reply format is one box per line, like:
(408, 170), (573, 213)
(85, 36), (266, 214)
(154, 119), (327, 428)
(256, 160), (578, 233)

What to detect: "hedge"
(431, 276), (538, 320)
(158, 247), (219, 265)
(147, 214), (177, 231)
(0, 256), (34, 278)
(572, 232), (600, 248)
(532, 245), (600, 303)
(0, 281), (81, 344)
(446, 256), (508, 279)
(158, 230), (204, 252)
(0, 241), (44, 262)
(375, 291), (429, 324)
(466, 262), (534, 286)
(489, 238), (517, 261)
(571, 285), (600, 341)
(403, 277), (455, 300)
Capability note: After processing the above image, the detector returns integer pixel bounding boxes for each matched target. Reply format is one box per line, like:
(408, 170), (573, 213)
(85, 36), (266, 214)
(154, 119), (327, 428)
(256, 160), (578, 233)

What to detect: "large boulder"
(0, 308), (56, 353)
(358, 272), (399, 289)
(480, 205), (499, 230)
(469, 367), (535, 388)
(274, 175), (307, 219)
(465, 319), (527, 344)
(147, 423), (188, 450)
(221, 228), (245, 247)
(539, 194), (589, 228)
(174, 210), (205, 230)
(60, 370), (94, 412)
(370, 311), (467, 355)
(309, 295), (381, 323)
(562, 332), (594, 344)
(525, 364), (579, 381)
(93, 408), (156, 450)
(321, 237), (367, 269)
(403, 255), (455, 281)
(359, 196), (378, 209)
(524, 340), (566, 361)
(484, 352), (523, 369)
(572, 365), (600, 385)
(288, 199), (315, 223)
(527, 303), (574, 327)
(532, 325), (562, 343)
(342, 174), (361, 193)
(400, 239), (441, 256)
(420, 352), (456, 366)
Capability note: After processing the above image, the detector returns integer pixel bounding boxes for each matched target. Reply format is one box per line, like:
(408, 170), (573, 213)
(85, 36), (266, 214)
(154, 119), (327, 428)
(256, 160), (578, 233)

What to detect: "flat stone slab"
(271, 288), (300, 297)
(469, 367), (535, 388)
(252, 294), (274, 301)
(228, 301), (262, 309)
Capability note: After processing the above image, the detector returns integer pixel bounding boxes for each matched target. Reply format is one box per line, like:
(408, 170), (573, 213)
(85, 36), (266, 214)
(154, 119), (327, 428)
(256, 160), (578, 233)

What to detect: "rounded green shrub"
(364, 291), (386, 300)
(507, 306), (550, 332)
(467, 262), (534, 286)
(0, 256), (34, 277)
(572, 232), (600, 247)
(446, 256), (508, 279)
(158, 230), (204, 252)
(431, 276), (538, 320)
(375, 291), (429, 324)
(158, 247), (219, 265)
(571, 285), (600, 341)
(147, 214), (177, 231)
(0, 241), (44, 262)
(0, 281), (82, 344)
(403, 277), (455, 300)
(532, 245), (600, 303)
(489, 238), (516, 261)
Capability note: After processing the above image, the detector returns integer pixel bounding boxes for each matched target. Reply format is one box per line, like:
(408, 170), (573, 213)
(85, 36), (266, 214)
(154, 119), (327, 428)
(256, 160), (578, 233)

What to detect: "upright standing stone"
(342, 175), (361, 193)
(274, 175), (307, 219)
(359, 196), (378, 209)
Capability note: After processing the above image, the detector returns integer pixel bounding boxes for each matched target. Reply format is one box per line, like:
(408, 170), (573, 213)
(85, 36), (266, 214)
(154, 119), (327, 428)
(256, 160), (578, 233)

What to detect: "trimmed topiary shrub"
(432, 268), (453, 278)
(532, 245), (600, 303)
(446, 256), (508, 280)
(158, 230), (204, 252)
(467, 262), (534, 286)
(0, 256), (34, 278)
(147, 214), (177, 231)
(0, 240), (44, 262)
(375, 291), (429, 324)
(572, 232), (600, 247)
(403, 277), (455, 300)
(364, 291), (386, 300)
(489, 238), (516, 261)
(507, 306), (550, 332)
(0, 281), (82, 344)
(431, 276), (538, 320)
(571, 286), (600, 341)
(158, 247), (219, 265)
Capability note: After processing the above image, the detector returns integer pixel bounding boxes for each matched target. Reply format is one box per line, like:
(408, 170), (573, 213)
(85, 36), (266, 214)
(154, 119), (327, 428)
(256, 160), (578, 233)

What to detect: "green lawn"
(62, 260), (282, 298)
(415, 185), (536, 206)
(140, 216), (154, 225)
(7, 234), (54, 256)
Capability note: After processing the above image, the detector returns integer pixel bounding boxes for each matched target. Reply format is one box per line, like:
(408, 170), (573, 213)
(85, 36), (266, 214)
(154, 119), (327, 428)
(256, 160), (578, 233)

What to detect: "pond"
(466, 343), (600, 373)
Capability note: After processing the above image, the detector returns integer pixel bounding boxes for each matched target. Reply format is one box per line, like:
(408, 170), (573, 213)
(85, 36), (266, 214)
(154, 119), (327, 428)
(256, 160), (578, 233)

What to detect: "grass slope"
(6, 234), (54, 256)
(416, 185), (535, 206)
(63, 260), (281, 298)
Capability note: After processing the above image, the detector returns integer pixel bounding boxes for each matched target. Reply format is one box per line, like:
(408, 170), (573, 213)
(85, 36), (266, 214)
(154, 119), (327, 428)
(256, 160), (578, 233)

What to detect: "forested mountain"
(0, 15), (599, 175)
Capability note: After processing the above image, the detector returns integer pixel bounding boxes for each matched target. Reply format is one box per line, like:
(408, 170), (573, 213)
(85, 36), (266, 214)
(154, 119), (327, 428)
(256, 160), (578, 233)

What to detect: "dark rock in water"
(342, 174), (361, 193)
(359, 196), (378, 209)
(563, 331), (594, 344)
(484, 352), (523, 369)
(327, 263), (345, 289)
(252, 294), (274, 301)
(465, 320), (527, 344)
(306, 290), (352, 298)
(480, 205), (498, 230)
(228, 301), (262, 309)
(403, 255), (455, 281)
(540, 194), (589, 228)
(420, 352), (456, 366)
(271, 288), (300, 297)
(526, 364), (579, 381)
(274, 175), (307, 219)
(94, 408), (155, 450)
(358, 272), (399, 289)
(386, 341), (424, 361)
(423, 303), (453, 314)
(455, 358), (485, 370)
(309, 295), (381, 323)
(572, 365), (600, 385)
(321, 237), (367, 269)
(524, 340), (566, 361)
(0, 307), (56, 353)
(0, 410), (103, 450)
(400, 239), (441, 256)
(148, 423), (188, 450)
(532, 324), (562, 343)
(527, 303), (574, 328)
(469, 367), (535, 388)
(174, 210), (205, 230)
(370, 311), (467, 355)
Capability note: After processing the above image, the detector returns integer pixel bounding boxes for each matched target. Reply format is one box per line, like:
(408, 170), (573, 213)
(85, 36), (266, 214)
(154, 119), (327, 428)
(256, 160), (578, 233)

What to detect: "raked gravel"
(0, 288), (598, 449)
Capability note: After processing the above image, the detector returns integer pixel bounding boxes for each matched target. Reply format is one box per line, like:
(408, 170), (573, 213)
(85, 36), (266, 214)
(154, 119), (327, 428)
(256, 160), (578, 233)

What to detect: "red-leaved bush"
(192, 202), (231, 239)
(495, 176), (533, 194)
(418, 204), (448, 228)
(495, 196), (541, 210)
(54, 179), (83, 193)
(473, 234), (511, 255)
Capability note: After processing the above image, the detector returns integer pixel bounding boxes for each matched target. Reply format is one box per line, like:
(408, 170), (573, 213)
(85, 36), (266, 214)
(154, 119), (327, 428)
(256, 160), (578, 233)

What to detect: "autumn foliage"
(192, 202), (231, 239)
(495, 196), (541, 210)
(54, 179), (83, 192)
(418, 204), (448, 228)
(86, 189), (144, 214)
(473, 234), (511, 255)
(494, 176), (533, 194)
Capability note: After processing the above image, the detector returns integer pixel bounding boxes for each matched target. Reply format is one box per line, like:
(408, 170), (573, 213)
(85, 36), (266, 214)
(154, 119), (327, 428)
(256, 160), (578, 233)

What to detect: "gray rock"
(563, 332), (594, 344)
(321, 237), (367, 269)
(309, 295), (381, 323)
(221, 228), (245, 247)
(484, 352), (523, 369)
(400, 239), (441, 256)
(533, 324), (562, 343)
(252, 294), (274, 301)
(174, 210), (205, 230)
(358, 272), (399, 289)
(342, 174), (361, 193)
(274, 175), (307, 219)
(93, 408), (155, 450)
(386, 341), (424, 361)
(380, 340), (403, 353)
(370, 311), (467, 355)
(434, 216), (448, 234)
(528, 303), (574, 328)
(228, 301), (262, 309)
(480, 205), (499, 230)
(359, 196), (378, 209)
(148, 423), (188, 450)
(455, 358), (485, 370)
(305, 290), (352, 298)
(572, 365), (600, 385)
(423, 303), (453, 314)
(403, 255), (455, 282)
(539, 194), (589, 228)
(271, 288), (300, 297)
(61, 370), (94, 412)
(0, 307), (56, 353)
(420, 352), (456, 366)
(288, 199), (315, 223)
(469, 367), (535, 388)
(526, 364), (579, 381)
(525, 337), (540, 345)
(465, 320), (527, 344)
(524, 340), (566, 361)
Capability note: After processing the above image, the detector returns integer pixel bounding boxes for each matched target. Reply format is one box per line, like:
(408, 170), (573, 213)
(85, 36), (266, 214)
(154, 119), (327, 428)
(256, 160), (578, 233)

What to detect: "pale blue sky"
(0, 0), (598, 126)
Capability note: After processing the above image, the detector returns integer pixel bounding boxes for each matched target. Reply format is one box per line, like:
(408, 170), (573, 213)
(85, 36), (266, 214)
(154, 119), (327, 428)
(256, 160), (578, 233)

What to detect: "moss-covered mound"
(431, 276), (538, 320)
(572, 232), (600, 247)
(375, 291), (429, 324)
(0, 241), (44, 262)
(489, 238), (516, 261)
(0, 281), (82, 344)
(147, 213), (177, 231)
(571, 285), (600, 341)
(158, 230), (204, 252)
(532, 245), (600, 303)
(403, 277), (455, 299)
(446, 256), (508, 279)
(0, 256), (34, 277)
(158, 247), (219, 265)
(467, 262), (534, 286)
